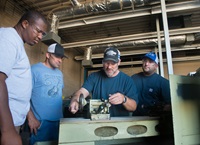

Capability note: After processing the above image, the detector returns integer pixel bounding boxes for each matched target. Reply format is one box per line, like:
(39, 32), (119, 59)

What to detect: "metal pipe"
(161, 0), (174, 75)
(156, 17), (164, 77)
(84, 47), (92, 60)
(70, 0), (82, 7)
(90, 35), (186, 50)
(50, 14), (59, 34)
(52, 0), (161, 19)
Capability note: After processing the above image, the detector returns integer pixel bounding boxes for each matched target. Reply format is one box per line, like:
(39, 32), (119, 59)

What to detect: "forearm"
(69, 88), (89, 114)
(123, 96), (137, 111)
(27, 109), (36, 122)
(109, 93), (137, 111)
(0, 78), (15, 132)
(71, 87), (89, 102)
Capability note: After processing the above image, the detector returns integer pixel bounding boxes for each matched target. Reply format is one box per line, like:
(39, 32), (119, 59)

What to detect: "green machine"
(58, 95), (160, 145)
(169, 74), (200, 145)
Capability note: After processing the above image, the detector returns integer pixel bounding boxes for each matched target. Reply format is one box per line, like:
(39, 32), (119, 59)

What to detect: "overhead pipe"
(42, 14), (61, 44)
(52, 0), (161, 19)
(50, 14), (59, 34)
(89, 35), (188, 50)
(82, 47), (93, 67)
(70, 0), (82, 7)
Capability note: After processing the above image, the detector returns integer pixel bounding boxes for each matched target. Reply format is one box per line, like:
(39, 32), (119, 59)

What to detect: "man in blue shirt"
(27, 43), (67, 145)
(131, 52), (171, 116)
(69, 47), (138, 117)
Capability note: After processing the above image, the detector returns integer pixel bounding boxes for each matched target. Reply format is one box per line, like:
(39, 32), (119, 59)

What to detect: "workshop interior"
(1, 0), (200, 145)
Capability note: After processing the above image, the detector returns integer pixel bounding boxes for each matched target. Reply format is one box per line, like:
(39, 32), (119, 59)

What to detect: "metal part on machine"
(89, 99), (111, 120)
(78, 93), (88, 112)
(187, 67), (200, 77)
(78, 94), (111, 120)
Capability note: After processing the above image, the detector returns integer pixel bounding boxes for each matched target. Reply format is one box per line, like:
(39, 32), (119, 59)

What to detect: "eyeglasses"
(31, 24), (47, 37)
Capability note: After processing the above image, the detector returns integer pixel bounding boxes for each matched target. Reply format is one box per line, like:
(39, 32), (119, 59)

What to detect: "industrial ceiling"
(3, 0), (200, 69)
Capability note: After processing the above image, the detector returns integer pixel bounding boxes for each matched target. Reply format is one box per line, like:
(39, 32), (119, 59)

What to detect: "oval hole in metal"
(127, 125), (147, 135)
(94, 126), (118, 137)
(155, 124), (160, 132)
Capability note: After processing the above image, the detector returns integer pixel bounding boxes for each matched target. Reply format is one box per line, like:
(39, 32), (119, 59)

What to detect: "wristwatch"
(123, 95), (127, 103)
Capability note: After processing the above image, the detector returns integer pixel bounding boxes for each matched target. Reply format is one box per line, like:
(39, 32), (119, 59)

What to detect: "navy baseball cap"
(48, 43), (68, 58)
(143, 52), (158, 64)
(103, 47), (120, 63)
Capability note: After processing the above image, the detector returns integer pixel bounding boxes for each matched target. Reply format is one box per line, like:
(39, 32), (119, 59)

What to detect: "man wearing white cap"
(27, 43), (67, 145)
(69, 47), (138, 117)
(131, 52), (171, 116)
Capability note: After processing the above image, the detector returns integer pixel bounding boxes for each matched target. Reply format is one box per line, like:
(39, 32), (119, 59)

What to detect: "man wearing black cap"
(131, 52), (171, 116)
(69, 47), (138, 117)
(27, 43), (67, 145)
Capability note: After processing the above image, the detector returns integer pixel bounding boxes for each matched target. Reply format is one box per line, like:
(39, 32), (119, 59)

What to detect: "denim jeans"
(30, 120), (59, 145)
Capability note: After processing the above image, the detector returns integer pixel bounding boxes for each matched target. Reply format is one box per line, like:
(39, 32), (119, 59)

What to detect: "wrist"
(72, 98), (79, 103)
(123, 95), (127, 104)
(71, 95), (79, 102)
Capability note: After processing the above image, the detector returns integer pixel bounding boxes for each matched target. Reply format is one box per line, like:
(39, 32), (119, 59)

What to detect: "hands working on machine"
(69, 92), (127, 120)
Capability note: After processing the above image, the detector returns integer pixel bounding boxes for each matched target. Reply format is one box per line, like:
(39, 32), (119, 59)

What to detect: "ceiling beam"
(92, 56), (200, 68)
(75, 49), (152, 60)
(74, 44), (200, 60)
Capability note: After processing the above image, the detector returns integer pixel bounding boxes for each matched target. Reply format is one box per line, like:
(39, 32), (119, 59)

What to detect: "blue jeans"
(30, 120), (59, 145)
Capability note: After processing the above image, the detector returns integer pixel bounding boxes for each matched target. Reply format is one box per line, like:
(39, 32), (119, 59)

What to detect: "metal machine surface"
(79, 94), (111, 120)
(58, 116), (159, 145)
(57, 94), (160, 145)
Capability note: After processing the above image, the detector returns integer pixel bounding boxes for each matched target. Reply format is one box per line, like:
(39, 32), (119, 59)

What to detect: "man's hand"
(1, 130), (22, 145)
(27, 110), (40, 135)
(69, 100), (79, 114)
(69, 87), (89, 114)
(108, 92), (125, 105)
(109, 92), (137, 111)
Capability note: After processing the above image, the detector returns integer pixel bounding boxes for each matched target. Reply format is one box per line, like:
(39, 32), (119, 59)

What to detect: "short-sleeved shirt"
(131, 72), (171, 116)
(82, 69), (138, 117)
(31, 63), (64, 121)
(0, 27), (32, 126)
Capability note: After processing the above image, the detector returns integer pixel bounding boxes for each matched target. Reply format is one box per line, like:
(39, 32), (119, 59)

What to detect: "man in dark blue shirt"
(69, 47), (138, 117)
(131, 52), (171, 116)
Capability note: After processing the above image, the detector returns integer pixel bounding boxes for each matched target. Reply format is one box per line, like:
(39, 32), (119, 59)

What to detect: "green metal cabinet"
(169, 75), (200, 145)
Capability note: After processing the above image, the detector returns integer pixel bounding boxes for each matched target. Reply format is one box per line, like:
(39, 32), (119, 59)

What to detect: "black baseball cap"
(103, 47), (120, 63)
(48, 43), (68, 58)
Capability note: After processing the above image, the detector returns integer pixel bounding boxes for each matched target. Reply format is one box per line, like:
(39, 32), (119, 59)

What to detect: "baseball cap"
(103, 47), (120, 63)
(143, 52), (158, 64)
(48, 43), (68, 58)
